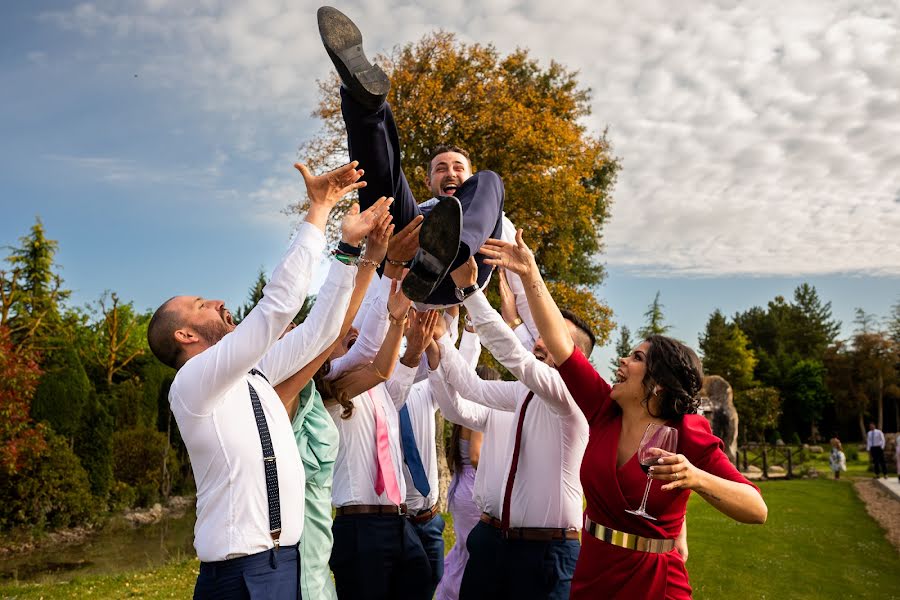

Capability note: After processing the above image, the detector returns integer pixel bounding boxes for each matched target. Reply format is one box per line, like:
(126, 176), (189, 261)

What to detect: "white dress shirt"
(388, 362), (440, 512)
(328, 274), (407, 507)
(169, 223), (355, 562)
(867, 428), (886, 450)
(501, 215), (538, 348)
(436, 290), (588, 530)
(430, 329), (515, 518)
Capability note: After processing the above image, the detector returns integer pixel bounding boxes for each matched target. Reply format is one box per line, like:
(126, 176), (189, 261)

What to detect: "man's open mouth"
(442, 182), (458, 195)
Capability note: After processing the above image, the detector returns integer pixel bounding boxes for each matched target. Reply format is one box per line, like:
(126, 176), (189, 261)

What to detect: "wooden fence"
(737, 444), (809, 480)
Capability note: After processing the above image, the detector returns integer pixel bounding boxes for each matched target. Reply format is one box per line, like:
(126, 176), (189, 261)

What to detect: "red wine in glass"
(625, 423), (679, 520)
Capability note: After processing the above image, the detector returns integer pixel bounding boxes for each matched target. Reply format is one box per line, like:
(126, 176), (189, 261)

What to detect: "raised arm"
(273, 206), (394, 417)
(171, 162), (367, 415)
(427, 341), (490, 431)
(331, 280), (412, 399)
(435, 332), (520, 413)
(451, 259), (575, 417)
(384, 309), (439, 409)
(480, 229), (575, 366)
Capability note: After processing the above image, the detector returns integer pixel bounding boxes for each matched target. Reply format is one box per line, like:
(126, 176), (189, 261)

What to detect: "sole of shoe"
(317, 6), (390, 100)
(402, 197), (462, 302)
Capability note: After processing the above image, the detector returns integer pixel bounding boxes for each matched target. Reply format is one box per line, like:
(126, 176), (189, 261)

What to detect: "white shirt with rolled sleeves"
(430, 329), (515, 518)
(327, 274), (408, 507)
(436, 290), (588, 530)
(385, 362), (440, 513)
(169, 223), (356, 562)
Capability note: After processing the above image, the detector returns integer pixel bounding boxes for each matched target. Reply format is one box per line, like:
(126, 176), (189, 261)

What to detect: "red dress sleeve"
(680, 415), (760, 493)
(557, 346), (613, 424)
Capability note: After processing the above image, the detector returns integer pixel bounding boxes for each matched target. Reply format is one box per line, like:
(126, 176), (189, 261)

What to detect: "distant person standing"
(828, 438), (846, 480)
(895, 433), (900, 483)
(867, 423), (887, 479)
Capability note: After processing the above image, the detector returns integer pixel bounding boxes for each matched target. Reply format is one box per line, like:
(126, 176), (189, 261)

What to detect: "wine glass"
(625, 423), (679, 520)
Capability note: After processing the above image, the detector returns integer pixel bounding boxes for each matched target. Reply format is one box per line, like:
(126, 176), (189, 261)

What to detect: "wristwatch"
(454, 283), (480, 302)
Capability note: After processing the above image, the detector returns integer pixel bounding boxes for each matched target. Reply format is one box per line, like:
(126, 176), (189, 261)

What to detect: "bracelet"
(337, 240), (362, 257)
(386, 258), (410, 267)
(331, 251), (358, 266)
(388, 311), (409, 326)
(358, 257), (380, 270)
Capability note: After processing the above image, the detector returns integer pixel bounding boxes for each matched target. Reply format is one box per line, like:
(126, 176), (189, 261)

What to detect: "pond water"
(0, 510), (197, 584)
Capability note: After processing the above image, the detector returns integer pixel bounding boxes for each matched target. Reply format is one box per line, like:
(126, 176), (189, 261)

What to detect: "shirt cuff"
(462, 290), (493, 324)
(293, 221), (327, 251)
(391, 360), (418, 387)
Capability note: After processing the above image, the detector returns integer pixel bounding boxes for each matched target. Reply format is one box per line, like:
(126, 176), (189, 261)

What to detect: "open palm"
(295, 161), (366, 208)
(480, 229), (537, 277)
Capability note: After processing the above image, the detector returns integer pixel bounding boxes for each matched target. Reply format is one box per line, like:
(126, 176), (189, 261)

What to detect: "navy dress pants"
(194, 544), (300, 600)
(459, 521), (580, 600)
(340, 89), (504, 305)
(330, 513), (432, 600)
(409, 512), (446, 598)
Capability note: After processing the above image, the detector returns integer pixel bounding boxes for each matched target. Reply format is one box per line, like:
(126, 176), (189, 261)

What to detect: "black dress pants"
(330, 513), (432, 600)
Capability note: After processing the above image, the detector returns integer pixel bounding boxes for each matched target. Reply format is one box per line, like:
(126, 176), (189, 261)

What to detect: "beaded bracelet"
(358, 257), (380, 270)
(337, 240), (362, 257)
(386, 258), (410, 267)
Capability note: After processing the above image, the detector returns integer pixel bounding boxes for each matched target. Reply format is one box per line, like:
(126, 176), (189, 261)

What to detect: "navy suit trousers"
(340, 89), (504, 305)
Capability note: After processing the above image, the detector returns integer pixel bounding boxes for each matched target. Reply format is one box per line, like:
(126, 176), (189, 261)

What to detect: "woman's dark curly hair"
(641, 335), (704, 420)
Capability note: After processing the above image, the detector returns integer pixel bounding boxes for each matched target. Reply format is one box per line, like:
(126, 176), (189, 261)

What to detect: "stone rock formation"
(699, 375), (739, 464)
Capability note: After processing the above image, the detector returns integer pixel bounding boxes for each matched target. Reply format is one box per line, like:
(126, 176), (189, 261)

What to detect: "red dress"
(557, 348), (760, 599)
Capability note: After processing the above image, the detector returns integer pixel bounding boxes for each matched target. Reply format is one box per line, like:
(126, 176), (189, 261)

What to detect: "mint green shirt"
(292, 381), (339, 600)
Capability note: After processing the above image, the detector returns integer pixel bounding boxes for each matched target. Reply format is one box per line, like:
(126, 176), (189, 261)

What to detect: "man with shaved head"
(147, 161), (390, 600)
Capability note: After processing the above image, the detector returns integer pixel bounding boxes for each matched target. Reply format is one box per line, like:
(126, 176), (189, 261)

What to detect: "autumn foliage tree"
(0, 326), (46, 475)
(292, 31), (619, 342)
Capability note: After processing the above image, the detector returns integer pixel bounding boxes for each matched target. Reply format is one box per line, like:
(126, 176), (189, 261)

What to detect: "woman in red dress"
(480, 231), (768, 599)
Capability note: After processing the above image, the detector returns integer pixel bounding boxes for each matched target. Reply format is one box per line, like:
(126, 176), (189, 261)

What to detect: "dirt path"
(854, 478), (900, 554)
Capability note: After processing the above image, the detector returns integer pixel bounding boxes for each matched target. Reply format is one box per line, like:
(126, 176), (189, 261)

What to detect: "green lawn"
(2, 478), (897, 599)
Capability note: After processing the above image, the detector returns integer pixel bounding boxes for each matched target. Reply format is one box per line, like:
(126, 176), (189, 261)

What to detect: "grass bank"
(2, 478), (897, 599)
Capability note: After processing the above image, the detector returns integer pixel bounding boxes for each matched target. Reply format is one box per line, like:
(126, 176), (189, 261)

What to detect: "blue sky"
(1, 0), (898, 372)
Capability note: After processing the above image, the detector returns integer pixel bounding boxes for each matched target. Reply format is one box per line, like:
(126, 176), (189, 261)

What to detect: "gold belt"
(583, 516), (675, 554)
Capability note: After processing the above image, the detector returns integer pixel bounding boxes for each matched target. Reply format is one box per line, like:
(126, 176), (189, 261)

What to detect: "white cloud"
(40, 0), (900, 276)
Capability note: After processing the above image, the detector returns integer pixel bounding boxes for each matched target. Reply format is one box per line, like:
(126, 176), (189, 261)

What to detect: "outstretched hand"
(295, 161), (366, 208)
(387, 215), (424, 263)
(341, 196), (393, 246)
(479, 229), (537, 278)
(387, 278), (413, 323)
(403, 310), (440, 365)
(364, 207), (394, 263)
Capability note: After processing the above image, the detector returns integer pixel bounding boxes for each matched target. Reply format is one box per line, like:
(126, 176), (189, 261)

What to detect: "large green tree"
(698, 310), (757, 390)
(2, 219), (70, 352)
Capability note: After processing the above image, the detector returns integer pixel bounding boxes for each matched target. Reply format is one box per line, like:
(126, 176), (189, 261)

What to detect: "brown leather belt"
(480, 512), (580, 542)
(583, 515), (675, 553)
(335, 503), (408, 517)
(408, 504), (440, 524)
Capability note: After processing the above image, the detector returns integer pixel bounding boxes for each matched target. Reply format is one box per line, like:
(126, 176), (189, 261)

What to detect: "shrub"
(0, 431), (96, 531)
(108, 480), (137, 512)
(31, 346), (91, 441)
(790, 432), (802, 445)
(74, 395), (114, 500)
(112, 428), (171, 507)
(845, 445), (859, 462)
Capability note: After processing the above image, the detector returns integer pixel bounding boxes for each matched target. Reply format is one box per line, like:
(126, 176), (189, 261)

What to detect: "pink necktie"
(368, 389), (402, 505)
